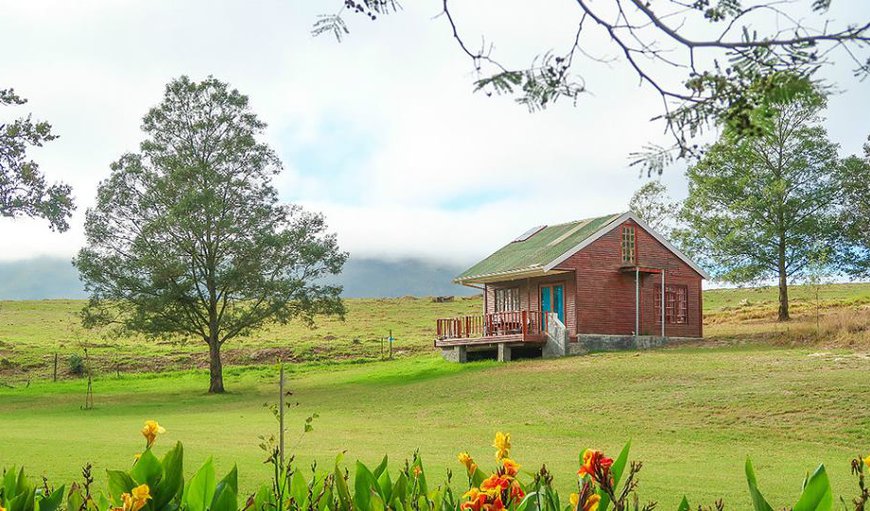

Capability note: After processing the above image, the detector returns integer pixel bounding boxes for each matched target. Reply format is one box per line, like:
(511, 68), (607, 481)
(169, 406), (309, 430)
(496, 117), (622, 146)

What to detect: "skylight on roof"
(513, 225), (546, 242)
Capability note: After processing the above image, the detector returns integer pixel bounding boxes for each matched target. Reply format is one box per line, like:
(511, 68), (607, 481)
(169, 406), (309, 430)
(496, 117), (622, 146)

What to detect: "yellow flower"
(119, 484), (151, 511)
(141, 420), (165, 447)
(864, 454), (870, 468)
(458, 452), (478, 475)
(130, 484), (151, 503)
(584, 494), (600, 511)
(492, 432), (511, 460)
(569, 493), (579, 511)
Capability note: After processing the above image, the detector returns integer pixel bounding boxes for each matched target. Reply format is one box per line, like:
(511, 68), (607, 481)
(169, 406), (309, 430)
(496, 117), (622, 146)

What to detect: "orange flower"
(578, 449), (613, 483)
(413, 466), (422, 478)
(502, 458), (520, 477)
(481, 474), (511, 493)
(509, 480), (525, 501)
(481, 495), (505, 511)
(461, 489), (488, 511)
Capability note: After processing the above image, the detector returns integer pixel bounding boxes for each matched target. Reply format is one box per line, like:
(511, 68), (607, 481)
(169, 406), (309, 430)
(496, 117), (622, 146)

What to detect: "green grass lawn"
(2, 346), (869, 509)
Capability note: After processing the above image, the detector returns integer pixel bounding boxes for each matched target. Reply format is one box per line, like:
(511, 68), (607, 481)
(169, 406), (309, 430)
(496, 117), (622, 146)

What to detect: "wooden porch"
(434, 310), (548, 347)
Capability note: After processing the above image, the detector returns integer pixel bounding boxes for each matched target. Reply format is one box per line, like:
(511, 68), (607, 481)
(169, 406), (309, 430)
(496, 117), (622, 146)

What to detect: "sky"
(1, 0), (868, 267)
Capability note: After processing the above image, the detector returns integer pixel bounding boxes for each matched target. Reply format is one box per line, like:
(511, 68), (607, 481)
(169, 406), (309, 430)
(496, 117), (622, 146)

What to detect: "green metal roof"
(455, 213), (622, 283)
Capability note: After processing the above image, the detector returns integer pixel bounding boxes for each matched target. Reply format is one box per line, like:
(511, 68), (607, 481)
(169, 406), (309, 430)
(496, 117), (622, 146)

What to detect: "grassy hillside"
(2, 347), (868, 509)
(1, 283), (867, 381)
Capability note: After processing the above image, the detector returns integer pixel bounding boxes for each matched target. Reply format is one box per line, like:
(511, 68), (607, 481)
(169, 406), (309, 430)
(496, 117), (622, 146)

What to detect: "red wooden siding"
(552, 219), (703, 338)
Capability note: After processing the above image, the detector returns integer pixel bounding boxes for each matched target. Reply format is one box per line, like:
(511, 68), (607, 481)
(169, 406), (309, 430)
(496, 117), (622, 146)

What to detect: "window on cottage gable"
(621, 226), (636, 264)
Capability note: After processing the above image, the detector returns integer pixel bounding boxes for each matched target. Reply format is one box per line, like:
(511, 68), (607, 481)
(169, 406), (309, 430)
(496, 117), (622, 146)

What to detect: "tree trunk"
(208, 340), (225, 393)
(777, 253), (790, 322)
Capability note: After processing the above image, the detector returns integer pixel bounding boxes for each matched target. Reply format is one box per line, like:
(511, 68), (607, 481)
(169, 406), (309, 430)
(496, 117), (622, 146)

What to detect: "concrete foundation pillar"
(442, 345), (468, 363)
(497, 344), (512, 362)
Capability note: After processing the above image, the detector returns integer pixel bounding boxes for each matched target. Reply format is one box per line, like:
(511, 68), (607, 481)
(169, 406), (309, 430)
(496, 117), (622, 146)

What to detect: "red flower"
(577, 449), (613, 483)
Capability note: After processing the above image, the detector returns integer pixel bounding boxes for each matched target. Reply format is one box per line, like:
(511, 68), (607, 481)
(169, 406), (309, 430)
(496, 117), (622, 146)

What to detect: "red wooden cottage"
(435, 211), (709, 361)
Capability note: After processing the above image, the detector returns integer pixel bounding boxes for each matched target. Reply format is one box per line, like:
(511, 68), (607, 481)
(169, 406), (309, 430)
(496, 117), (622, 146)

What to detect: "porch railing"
(435, 310), (546, 340)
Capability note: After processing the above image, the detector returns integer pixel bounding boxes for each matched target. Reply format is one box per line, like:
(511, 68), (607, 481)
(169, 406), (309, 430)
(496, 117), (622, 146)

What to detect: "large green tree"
(74, 77), (347, 393)
(838, 135), (870, 277)
(316, 1), (869, 173)
(1, 88), (73, 231)
(679, 92), (842, 321)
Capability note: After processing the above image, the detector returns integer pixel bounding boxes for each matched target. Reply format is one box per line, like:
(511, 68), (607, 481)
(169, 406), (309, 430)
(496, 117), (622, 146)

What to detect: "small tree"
(1, 88), (74, 231)
(75, 77), (347, 393)
(678, 90), (842, 322)
(628, 180), (680, 237)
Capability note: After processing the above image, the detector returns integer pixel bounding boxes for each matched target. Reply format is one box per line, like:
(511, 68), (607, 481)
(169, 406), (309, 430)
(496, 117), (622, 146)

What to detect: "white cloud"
(1, 0), (867, 266)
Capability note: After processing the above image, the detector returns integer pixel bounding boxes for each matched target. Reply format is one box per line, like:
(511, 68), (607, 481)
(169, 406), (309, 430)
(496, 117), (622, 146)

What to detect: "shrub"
(68, 354), (85, 376)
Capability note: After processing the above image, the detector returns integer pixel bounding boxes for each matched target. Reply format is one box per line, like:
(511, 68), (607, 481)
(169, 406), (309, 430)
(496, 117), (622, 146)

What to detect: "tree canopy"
(0, 88), (74, 231)
(316, 1), (869, 174)
(837, 136), (870, 278)
(678, 90), (843, 321)
(74, 76), (347, 393)
(628, 180), (680, 237)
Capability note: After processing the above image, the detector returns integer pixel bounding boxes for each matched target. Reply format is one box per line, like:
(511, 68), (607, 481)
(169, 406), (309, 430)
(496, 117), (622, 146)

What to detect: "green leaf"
(290, 470), (307, 508)
(106, 471), (135, 505)
(333, 462), (352, 511)
(252, 485), (273, 511)
(373, 456), (389, 480)
(598, 440), (631, 511)
(677, 496), (690, 511)
(153, 442), (184, 510)
(37, 485), (65, 511)
(391, 472), (408, 507)
(214, 466), (238, 499)
(377, 469), (393, 504)
(353, 461), (378, 511)
(184, 458), (216, 511)
(793, 465), (833, 511)
(131, 450), (162, 488)
(209, 484), (236, 511)
(745, 458), (774, 511)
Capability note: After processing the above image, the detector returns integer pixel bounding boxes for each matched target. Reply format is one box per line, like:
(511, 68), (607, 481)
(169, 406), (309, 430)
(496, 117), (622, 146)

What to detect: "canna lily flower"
(570, 493), (579, 510)
(481, 474), (511, 493)
(458, 452), (478, 475)
(509, 480), (525, 501)
(413, 466), (422, 477)
(141, 420), (165, 447)
(492, 432), (511, 460)
(130, 484), (151, 504)
(578, 449), (613, 483)
(119, 484), (151, 511)
(502, 458), (520, 477)
(461, 488), (487, 511)
(864, 454), (870, 468)
(482, 495), (505, 511)
(583, 494), (601, 511)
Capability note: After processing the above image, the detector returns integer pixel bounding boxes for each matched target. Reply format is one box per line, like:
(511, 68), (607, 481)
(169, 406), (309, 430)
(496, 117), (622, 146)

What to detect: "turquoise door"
(540, 285), (565, 326)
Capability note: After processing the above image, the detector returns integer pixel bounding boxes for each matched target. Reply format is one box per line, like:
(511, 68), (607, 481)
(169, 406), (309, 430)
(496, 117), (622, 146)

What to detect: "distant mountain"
(0, 256), (476, 300)
(0, 257), (87, 299)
